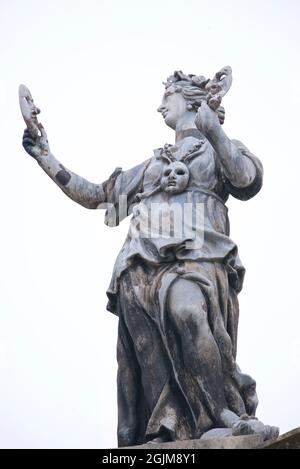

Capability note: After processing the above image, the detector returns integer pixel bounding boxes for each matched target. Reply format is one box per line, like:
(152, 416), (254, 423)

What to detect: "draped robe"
(101, 136), (263, 447)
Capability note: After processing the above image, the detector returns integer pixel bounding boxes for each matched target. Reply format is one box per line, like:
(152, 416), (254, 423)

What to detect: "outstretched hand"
(22, 124), (50, 159)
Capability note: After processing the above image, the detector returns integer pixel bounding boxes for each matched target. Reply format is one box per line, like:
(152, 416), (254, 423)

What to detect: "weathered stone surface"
(257, 428), (300, 449)
(122, 428), (300, 450)
(20, 68), (279, 447)
(122, 434), (264, 450)
(200, 428), (233, 440)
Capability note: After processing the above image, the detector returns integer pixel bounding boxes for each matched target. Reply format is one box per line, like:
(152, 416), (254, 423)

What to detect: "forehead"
(168, 161), (187, 170)
(163, 84), (178, 98)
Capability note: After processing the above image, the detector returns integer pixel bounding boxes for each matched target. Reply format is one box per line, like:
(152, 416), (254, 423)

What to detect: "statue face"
(157, 85), (188, 130)
(161, 161), (190, 194)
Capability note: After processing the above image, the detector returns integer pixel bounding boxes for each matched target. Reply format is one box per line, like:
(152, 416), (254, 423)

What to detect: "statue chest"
(142, 140), (219, 195)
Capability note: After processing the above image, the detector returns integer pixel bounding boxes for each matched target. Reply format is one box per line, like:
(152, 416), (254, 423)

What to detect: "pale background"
(0, 0), (299, 449)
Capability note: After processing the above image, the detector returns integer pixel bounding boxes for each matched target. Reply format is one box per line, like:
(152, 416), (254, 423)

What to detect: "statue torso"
(142, 137), (225, 197)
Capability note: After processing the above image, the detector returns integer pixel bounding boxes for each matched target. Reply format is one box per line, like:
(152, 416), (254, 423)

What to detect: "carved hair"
(170, 81), (208, 111)
(164, 68), (233, 123)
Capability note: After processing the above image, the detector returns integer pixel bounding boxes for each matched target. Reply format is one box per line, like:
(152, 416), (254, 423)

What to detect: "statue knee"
(168, 280), (208, 329)
(175, 302), (207, 327)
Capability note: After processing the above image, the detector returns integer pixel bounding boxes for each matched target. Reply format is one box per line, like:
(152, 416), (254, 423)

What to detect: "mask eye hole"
(164, 169), (171, 176)
(176, 169), (185, 175)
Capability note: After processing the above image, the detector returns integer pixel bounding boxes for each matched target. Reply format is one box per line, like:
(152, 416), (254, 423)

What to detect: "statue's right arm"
(22, 126), (105, 209)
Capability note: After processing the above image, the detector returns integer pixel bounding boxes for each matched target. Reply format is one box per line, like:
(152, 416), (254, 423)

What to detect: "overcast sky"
(0, 0), (300, 449)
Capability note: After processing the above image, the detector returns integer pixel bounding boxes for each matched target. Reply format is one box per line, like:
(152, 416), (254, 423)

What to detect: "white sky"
(0, 0), (300, 449)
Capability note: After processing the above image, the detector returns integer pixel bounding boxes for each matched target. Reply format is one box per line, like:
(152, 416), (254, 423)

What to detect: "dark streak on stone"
(56, 169), (71, 186)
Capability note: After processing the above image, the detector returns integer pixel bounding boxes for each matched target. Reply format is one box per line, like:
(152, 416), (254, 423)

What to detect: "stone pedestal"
(257, 428), (300, 449)
(122, 428), (300, 450)
(125, 434), (263, 450)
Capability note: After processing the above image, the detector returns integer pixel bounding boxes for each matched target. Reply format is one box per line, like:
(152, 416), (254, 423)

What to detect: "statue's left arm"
(196, 102), (263, 199)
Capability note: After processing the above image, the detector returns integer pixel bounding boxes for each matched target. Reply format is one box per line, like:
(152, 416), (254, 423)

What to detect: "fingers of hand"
(22, 128), (39, 157)
(23, 128), (38, 142)
(23, 144), (38, 158)
(218, 107), (225, 125)
(23, 128), (37, 146)
(208, 95), (222, 111)
(23, 137), (36, 148)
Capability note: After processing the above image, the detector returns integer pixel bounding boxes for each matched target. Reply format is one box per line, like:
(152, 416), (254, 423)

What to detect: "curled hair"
(175, 81), (208, 111)
(164, 67), (232, 124)
(171, 81), (225, 124)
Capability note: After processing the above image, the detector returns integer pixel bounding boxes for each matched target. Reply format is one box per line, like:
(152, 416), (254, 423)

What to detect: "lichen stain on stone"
(55, 169), (71, 186)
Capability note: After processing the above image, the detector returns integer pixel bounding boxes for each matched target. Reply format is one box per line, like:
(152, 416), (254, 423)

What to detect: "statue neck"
(175, 112), (204, 143)
(176, 128), (204, 142)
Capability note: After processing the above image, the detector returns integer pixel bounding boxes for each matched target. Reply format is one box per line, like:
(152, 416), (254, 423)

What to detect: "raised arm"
(195, 101), (259, 189)
(22, 125), (105, 209)
(19, 84), (106, 209)
(20, 85), (150, 217)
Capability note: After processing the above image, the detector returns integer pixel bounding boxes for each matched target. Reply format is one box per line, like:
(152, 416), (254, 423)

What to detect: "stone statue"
(20, 67), (279, 447)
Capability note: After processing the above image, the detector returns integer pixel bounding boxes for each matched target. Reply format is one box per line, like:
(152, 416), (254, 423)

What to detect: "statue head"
(160, 161), (190, 194)
(157, 68), (232, 130)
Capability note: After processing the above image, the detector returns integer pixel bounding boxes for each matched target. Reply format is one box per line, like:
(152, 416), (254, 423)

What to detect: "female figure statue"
(20, 67), (278, 446)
